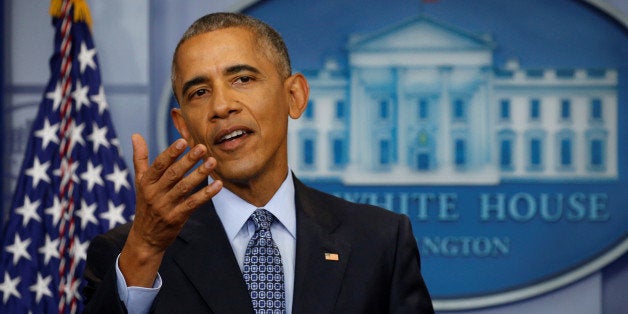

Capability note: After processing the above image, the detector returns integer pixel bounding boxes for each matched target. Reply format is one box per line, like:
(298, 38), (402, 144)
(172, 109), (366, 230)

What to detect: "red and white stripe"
(55, 0), (80, 312)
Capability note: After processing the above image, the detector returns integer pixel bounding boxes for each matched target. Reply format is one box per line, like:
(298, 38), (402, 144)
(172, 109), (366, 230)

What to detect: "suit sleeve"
(82, 229), (129, 314)
(388, 215), (434, 314)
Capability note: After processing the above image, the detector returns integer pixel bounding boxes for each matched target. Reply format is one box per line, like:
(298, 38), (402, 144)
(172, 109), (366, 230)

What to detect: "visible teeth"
(222, 130), (245, 141)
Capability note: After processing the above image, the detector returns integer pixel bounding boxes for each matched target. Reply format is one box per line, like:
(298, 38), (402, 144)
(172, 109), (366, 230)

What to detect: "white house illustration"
(288, 15), (618, 185)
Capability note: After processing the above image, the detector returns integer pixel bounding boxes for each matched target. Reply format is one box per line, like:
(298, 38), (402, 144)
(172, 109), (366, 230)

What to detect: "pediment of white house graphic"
(288, 14), (618, 186)
(347, 15), (495, 68)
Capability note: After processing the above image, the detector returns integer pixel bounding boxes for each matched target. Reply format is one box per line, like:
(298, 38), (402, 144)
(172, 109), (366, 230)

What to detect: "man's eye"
(192, 89), (208, 98)
(237, 76), (253, 84)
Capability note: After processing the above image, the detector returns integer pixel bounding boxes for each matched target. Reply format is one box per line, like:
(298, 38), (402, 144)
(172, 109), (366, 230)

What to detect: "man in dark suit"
(82, 12), (433, 313)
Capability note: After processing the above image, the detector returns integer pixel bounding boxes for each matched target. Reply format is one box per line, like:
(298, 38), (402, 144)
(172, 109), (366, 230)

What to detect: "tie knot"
(250, 208), (274, 231)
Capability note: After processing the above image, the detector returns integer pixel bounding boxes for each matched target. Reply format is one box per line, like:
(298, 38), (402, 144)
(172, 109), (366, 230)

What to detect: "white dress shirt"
(115, 172), (297, 314)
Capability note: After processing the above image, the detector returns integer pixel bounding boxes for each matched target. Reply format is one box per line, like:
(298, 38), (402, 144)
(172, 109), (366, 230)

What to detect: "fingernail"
(204, 159), (213, 169)
(193, 146), (203, 157)
(175, 139), (186, 150)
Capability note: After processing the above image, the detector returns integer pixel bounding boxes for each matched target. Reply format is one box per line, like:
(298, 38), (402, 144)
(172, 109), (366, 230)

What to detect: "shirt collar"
(212, 171), (296, 241)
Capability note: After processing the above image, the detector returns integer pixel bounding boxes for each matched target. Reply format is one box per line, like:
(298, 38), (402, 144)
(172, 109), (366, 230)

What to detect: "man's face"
(171, 27), (302, 189)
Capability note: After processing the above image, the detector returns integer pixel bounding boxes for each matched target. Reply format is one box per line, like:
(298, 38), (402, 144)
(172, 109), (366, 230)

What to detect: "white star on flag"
(5, 235), (32, 265)
(0, 273), (21, 304)
(99, 201), (127, 230)
(44, 197), (63, 227)
(75, 200), (98, 230)
(45, 82), (63, 111)
(80, 161), (104, 192)
(106, 164), (131, 193)
(72, 80), (90, 111)
(88, 122), (110, 152)
(69, 121), (87, 152)
(34, 119), (60, 149)
(90, 86), (109, 114)
(25, 157), (51, 187)
(15, 196), (42, 227)
(78, 41), (97, 74)
(38, 235), (60, 265)
(29, 274), (53, 304)
(70, 239), (90, 264)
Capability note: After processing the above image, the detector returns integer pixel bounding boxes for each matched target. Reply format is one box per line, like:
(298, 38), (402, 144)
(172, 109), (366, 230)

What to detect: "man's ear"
(285, 73), (310, 119)
(170, 108), (195, 146)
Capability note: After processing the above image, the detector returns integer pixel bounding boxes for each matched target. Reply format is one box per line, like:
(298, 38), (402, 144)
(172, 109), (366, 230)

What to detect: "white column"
(439, 66), (453, 171)
(395, 67), (408, 172)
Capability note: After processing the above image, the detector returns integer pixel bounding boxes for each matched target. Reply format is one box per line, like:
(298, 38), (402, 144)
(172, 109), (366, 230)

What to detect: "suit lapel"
(165, 178), (350, 313)
(172, 201), (253, 313)
(292, 178), (351, 313)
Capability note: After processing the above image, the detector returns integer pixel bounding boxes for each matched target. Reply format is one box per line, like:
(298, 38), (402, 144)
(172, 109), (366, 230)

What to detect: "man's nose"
(211, 84), (239, 120)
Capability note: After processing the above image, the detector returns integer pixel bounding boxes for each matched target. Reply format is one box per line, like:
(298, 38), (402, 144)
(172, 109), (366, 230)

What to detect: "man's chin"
(212, 163), (259, 185)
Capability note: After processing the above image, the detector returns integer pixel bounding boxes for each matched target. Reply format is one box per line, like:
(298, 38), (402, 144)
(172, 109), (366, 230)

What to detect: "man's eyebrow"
(180, 65), (261, 97)
(224, 64), (261, 76)
(181, 76), (209, 98)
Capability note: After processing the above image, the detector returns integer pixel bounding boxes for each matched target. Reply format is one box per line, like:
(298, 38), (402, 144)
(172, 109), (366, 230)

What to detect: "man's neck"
(222, 168), (290, 207)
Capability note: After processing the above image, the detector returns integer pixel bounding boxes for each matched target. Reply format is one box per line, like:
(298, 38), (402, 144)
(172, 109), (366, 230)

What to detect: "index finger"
(141, 137), (188, 184)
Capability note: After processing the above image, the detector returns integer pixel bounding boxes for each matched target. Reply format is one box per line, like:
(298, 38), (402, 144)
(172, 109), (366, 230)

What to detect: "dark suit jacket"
(82, 176), (433, 313)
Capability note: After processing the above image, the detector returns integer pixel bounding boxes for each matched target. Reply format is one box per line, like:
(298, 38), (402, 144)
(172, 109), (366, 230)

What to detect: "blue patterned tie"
(243, 208), (286, 313)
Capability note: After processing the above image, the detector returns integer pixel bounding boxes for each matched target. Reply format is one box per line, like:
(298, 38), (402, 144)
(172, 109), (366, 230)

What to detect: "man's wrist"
(115, 254), (161, 313)
(118, 231), (165, 287)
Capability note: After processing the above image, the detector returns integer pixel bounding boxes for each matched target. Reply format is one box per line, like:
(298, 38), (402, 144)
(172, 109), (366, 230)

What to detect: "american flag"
(0, 0), (135, 313)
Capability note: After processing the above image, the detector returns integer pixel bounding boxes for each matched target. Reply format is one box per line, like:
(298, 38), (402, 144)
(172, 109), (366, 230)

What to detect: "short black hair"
(171, 12), (292, 94)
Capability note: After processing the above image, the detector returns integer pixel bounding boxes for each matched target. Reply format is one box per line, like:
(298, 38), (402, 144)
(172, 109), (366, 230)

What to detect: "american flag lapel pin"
(324, 252), (339, 261)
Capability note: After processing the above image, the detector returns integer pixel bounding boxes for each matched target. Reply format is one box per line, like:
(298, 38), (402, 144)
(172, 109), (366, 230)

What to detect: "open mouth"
(217, 129), (249, 144)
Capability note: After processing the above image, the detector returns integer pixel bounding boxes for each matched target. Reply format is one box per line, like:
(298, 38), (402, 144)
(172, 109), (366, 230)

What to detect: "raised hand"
(119, 134), (223, 287)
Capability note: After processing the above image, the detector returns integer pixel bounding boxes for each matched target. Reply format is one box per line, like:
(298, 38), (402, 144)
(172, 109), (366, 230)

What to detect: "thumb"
(131, 133), (149, 184)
